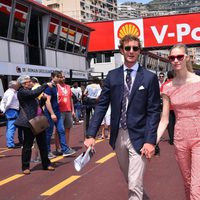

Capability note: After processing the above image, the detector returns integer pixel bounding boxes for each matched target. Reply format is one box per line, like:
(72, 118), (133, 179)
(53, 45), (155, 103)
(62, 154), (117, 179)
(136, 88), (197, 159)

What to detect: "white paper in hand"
(74, 146), (94, 172)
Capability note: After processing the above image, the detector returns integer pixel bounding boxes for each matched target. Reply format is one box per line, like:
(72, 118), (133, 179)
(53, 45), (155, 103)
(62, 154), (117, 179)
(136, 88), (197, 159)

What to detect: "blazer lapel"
(128, 65), (144, 104)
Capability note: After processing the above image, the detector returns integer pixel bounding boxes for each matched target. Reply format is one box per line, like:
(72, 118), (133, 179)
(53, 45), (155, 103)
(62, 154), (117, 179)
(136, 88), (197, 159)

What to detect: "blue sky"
(118, 0), (151, 4)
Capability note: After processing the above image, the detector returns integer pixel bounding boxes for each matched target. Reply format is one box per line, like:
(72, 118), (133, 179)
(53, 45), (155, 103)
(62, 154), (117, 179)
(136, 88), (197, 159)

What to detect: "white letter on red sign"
(177, 24), (190, 42)
(191, 27), (200, 41)
(151, 25), (168, 44)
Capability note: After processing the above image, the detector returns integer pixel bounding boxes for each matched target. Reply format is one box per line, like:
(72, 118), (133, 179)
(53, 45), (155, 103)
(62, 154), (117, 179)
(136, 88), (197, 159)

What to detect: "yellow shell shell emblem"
(118, 22), (140, 39)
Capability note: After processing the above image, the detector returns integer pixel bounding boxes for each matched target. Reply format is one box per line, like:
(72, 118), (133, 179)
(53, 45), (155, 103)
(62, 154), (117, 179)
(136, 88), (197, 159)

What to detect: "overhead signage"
(0, 63), (67, 77)
(87, 21), (115, 52)
(87, 12), (200, 51)
(0, 62), (67, 79)
(71, 70), (88, 79)
(143, 13), (200, 47)
(0, 62), (89, 79)
(114, 19), (144, 49)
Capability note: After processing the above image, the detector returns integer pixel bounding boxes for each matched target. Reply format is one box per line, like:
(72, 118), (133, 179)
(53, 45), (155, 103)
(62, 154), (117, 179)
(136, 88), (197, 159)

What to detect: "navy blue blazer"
(86, 65), (161, 154)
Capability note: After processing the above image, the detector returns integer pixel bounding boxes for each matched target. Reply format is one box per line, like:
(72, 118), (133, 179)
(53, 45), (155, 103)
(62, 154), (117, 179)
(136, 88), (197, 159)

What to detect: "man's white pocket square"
(139, 85), (145, 90)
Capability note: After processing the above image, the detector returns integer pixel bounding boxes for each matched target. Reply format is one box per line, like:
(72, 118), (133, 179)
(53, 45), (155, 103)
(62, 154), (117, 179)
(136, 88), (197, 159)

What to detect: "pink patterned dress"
(163, 81), (200, 141)
(162, 81), (200, 200)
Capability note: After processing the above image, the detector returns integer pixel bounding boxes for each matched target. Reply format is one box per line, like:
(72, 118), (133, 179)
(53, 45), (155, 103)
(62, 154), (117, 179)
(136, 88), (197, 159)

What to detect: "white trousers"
(115, 128), (147, 200)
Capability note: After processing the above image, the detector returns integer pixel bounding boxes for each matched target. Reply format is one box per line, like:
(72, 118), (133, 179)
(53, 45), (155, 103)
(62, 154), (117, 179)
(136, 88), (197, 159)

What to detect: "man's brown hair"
(118, 34), (142, 50)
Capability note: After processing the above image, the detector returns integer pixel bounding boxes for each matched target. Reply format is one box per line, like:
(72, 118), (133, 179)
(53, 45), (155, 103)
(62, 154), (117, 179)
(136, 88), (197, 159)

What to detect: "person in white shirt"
(84, 35), (160, 200)
(83, 78), (102, 130)
(100, 105), (111, 139)
(71, 82), (82, 123)
(0, 81), (20, 148)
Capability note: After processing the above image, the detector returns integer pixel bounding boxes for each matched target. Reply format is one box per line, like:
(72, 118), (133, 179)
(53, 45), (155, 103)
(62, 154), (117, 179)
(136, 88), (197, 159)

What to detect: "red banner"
(144, 13), (200, 47)
(86, 12), (200, 51)
(87, 21), (115, 52)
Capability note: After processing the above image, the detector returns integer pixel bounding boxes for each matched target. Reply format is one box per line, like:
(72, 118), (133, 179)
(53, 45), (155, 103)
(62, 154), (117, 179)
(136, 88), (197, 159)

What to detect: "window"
(48, 3), (59, 9)
(74, 28), (82, 53)
(81, 31), (89, 55)
(94, 53), (111, 63)
(47, 17), (59, 49)
(95, 53), (102, 63)
(12, 3), (28, 41)
(105, 54), (111, 62)
(0, 0), (11, 37)
(58, 21), (68, 50)
(66, 25), (76, 52)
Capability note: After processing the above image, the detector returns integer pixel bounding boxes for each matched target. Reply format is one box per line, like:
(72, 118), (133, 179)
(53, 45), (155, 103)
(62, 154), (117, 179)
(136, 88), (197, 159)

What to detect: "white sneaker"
(63, 148), (76, 157)
(48, 152), (56, 159)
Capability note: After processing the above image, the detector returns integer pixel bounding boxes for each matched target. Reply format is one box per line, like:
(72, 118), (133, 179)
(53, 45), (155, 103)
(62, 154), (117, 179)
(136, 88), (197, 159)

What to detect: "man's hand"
(84, 138), (95, 151)
(47, 82), (53, 88)
(72, 111), (76, 119)
(140, 143), (155, 160)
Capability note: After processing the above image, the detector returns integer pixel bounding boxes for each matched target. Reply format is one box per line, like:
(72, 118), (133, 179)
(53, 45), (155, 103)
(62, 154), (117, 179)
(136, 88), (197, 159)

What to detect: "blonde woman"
(157, 43), (200, 200)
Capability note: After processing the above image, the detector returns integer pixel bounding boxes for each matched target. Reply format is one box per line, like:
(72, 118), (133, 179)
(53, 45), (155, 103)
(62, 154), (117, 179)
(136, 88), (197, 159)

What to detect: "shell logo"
(117, 22), (140, 39)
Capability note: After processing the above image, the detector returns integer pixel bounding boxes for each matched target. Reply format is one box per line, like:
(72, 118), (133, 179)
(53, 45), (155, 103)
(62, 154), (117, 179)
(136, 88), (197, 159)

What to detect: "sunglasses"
(124, 46), (140, 52)
(159, 76), (164, 78)
(168, 54), (185, 62)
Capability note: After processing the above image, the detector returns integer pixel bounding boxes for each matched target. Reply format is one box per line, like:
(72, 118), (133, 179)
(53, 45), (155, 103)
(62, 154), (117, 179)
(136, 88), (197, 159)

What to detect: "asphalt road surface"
(0, 124), (186, 200)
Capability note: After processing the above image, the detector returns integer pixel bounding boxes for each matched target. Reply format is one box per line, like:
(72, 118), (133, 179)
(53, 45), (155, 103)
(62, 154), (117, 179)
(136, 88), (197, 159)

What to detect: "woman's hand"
(140, 143), (155, 160)
(51, 114), (57, 122)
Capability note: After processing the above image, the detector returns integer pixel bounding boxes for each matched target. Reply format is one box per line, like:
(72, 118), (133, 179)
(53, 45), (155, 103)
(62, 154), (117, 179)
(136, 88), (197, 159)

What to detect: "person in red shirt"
(56, 72), (75, 148)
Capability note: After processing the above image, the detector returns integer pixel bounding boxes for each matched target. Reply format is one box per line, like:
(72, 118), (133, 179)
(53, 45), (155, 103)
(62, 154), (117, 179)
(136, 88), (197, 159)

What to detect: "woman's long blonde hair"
(169, 43), (193, 73)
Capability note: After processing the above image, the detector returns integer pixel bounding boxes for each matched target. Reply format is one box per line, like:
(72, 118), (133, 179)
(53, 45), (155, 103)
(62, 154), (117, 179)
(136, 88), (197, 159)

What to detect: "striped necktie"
(120, 69), (133, 129)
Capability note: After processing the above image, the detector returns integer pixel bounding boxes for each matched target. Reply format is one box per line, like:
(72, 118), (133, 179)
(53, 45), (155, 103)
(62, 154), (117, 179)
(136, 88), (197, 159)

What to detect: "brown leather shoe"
(23, 169), (31, 175)
(47, 166), (55, 171)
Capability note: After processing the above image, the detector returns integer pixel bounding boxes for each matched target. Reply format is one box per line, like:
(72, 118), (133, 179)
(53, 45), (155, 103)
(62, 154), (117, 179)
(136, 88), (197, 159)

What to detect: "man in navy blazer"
(84, 34), (160, 200)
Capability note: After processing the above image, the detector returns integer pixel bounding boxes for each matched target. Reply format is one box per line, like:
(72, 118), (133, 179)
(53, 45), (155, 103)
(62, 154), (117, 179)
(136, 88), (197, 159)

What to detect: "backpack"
(72, 92), (79, 104)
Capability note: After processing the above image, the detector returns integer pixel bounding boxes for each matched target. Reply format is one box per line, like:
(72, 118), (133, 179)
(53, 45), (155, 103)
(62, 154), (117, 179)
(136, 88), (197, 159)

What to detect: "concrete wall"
(10, 42), (25, 64)
(0, 39), (9, 62)
(45, 49), (86, 70)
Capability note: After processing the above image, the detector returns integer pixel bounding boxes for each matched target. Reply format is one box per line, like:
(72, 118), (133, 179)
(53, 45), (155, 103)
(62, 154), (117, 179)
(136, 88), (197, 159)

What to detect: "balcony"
(46, 0), (60, 5)
(47, 3), (60, 9)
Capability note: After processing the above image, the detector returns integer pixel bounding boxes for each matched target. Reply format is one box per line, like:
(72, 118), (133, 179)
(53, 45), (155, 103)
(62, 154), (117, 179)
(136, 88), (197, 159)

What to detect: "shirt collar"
(123, 62), (139, 72)
(9, 88), (16, 92)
